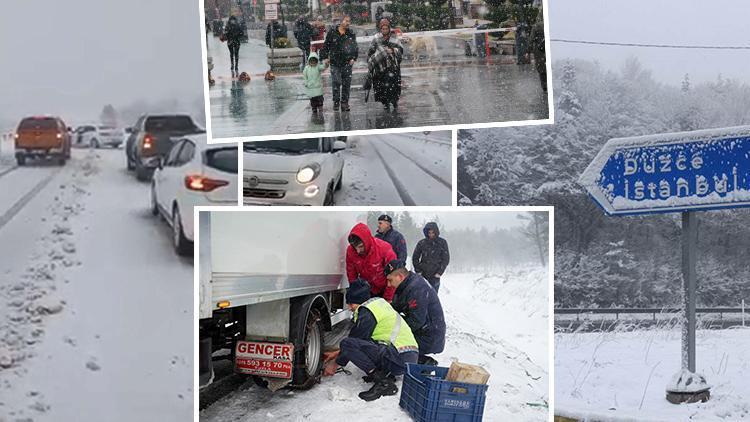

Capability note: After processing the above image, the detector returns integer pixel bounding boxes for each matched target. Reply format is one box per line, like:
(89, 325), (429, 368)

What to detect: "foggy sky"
(410, 211), (534, 231)
(0, 0), (204, 126)
(549, 0), (750, 85)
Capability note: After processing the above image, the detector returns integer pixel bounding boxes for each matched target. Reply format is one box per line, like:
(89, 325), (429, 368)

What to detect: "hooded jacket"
(412, 222), (450, 281)
(346, 223), (397, 301)
(302, 52), (327, 98)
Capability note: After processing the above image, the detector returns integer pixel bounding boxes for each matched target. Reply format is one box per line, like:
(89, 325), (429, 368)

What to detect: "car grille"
(244, 188), (286, 199)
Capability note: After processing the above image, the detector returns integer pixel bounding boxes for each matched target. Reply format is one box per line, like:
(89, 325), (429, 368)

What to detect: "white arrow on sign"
(580, 125), (750, 216)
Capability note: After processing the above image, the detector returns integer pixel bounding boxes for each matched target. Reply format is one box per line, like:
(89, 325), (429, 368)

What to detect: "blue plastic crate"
(399, 363), (488, 422)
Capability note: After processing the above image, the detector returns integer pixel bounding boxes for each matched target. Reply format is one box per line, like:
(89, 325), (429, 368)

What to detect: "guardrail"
(556, 306), (748, 321)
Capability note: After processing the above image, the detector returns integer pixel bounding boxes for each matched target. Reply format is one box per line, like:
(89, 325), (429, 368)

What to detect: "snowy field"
(200, 268), (550, 421)
(555, 329), (750, 421)
(0, 149), (193, 421)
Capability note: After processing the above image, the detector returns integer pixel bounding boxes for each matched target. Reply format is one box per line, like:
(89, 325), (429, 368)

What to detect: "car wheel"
(172, 206), (193, 256)
(335, 169), (343, 191)
(323, 184), (334, 206)
(90, 138), (100, 149)
(291, 308), (324, 390)
(16, 155), (25, 166)
(150, 183), (159, 217)
(58, 156), (66, 166)
(135, 160), (151, 181)
(126, 152), (134, 171)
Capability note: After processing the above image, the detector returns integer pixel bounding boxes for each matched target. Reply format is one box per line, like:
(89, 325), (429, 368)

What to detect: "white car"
(151, 134), (238, 255)
(243, 137), (346, 206)
(77, 125), (126, 148)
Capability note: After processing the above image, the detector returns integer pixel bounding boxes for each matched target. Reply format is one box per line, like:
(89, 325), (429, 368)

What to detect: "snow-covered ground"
(555, 329), (750, 421)
(337, 132), (452, 206)
(200, 267), (550, 421)
(0, 148), (192, 421)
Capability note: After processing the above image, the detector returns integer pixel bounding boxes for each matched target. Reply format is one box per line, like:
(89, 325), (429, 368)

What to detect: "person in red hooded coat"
(346, 223), (397, 301)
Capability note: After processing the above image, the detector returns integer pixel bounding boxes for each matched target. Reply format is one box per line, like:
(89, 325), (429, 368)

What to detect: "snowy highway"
(200, 269), (550, 421)
(336, 132), (452, 206)
(0, 148), (193, 421)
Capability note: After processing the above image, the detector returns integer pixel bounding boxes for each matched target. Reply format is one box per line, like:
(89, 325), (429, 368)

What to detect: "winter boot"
(358, 370), (398, 401)
(391, 100), (398, 110)
(418, 355), (438, 366)
(341, 102), (351, 112)
(333, 102), (340, 111)
(383, 103), (390, 111)
(362, 372), (395, 383)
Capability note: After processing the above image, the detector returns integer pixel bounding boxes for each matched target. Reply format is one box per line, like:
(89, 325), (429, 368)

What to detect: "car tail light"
(142, 133), (154, 150)
(185, 175), (229, 192)
(14, 133), (19, 139)
(56, 133), (62, 139)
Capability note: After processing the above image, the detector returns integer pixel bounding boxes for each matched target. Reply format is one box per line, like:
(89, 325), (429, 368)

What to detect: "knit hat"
(346, 279), (371, 304)
(378, 214), (392, 223)
(383, 259), (406, 277)
(379, 18), (391, 29)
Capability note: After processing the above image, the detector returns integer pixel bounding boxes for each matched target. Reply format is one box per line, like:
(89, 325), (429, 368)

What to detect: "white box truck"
(198, 210), (364, 390)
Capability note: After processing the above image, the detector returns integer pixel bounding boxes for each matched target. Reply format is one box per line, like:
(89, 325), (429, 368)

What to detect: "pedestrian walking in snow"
(294, 16), (314, 70)
(412, 222), (450, 293)
(322, 279), (418, 401)
(375, 214), (407, 262)
(303, 52), (329, 113)
(346, 223), (397, 301)
(367, 19), (403, 111)
(223, 15), (245, 75)
(321, 15), (358, 112)
(385, 260), (446, 366)
(529, 11), (547, 92)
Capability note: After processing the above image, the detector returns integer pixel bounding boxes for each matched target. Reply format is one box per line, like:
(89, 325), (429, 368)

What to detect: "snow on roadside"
(201, 267), (550, 421)
(555, 328), (750, 421)
(0, 150), (96, 418)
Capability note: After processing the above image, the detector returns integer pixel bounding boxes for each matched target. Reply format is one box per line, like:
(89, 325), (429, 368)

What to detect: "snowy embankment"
(200, 267), (550, 421)
(0, 132), (14, 169)
(555, 329), (750, 421)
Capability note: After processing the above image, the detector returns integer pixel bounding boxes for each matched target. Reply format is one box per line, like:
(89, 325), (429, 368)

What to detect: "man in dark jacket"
(375, 214), (407, 262)
(321, 15), (358, 111)
(529, 10), (547, 92)
(412, 222), (450, 293)
(224, 15), (245, 74)
(265, 20), (288, 47)
(323, 279), (418, 401)
(293, 16), (314, 69)
(385, 260), (446, 366)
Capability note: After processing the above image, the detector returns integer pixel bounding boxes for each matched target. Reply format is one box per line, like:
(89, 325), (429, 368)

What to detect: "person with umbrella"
(366, 19), (403, 111)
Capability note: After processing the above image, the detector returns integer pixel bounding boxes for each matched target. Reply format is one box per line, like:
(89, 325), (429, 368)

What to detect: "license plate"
(234, 341), (294, 379)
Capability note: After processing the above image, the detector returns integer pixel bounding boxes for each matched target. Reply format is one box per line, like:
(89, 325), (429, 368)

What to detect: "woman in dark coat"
(367, 19), (404, 110)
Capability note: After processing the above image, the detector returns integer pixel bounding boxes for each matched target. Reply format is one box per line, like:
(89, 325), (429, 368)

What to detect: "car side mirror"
(333, 140), (346, 152)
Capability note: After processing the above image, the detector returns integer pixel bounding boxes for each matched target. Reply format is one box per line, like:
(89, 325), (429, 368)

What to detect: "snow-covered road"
(556, 329), (750, 421)
(0, 148), (193, 421)
(337, 132), (452, 206)
(200, 268), (550, 421)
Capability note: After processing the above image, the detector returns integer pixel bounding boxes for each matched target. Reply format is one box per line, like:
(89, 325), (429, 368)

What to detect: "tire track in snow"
(0, 168), (61, 233)
(0, 165), (18, 179)
(370, 141), (416, 206)
(380, 140), (452, 188)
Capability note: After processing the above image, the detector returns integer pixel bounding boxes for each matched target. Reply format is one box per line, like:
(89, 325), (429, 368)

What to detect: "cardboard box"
(445, 361), (490, 385)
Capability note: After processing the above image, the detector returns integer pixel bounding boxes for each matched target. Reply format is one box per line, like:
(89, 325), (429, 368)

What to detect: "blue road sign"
(580, 126), (750, 216)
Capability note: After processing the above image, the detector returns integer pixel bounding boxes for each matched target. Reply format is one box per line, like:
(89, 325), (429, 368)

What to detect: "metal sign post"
(578, 126), (750, 404)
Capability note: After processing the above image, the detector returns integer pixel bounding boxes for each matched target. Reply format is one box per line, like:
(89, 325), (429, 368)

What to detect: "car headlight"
(296, 163), (321, 184)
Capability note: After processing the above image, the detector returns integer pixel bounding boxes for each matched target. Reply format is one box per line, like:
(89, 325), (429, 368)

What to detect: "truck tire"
(16, 155), (26, 166)
(135, 160), (151, 181)
(291, 308), (324, 390)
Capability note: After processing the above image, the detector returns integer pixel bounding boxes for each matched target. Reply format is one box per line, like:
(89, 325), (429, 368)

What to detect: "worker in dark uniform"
(385, 260), (445, 366)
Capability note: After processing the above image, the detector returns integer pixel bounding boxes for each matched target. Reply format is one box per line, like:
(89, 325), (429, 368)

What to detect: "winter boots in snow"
(358, 369), (398, 401)
(418, 355), (438, 366)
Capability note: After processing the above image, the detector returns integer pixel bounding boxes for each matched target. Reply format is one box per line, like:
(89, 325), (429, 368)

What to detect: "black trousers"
(228, 41), (240, 67)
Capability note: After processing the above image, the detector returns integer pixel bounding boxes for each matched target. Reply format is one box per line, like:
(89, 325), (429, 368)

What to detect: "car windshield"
(145, 116), (198, 132)
(19, 118), (57, 130)
(243, 139), (320, 155)
(204, 147), (238, 173)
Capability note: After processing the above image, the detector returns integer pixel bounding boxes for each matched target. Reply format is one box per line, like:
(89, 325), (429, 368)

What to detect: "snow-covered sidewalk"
(200, 268), (550, 421)
(555, 329), (750, 421)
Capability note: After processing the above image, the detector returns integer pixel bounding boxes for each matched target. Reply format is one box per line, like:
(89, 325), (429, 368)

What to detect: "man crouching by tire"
(322, 279), (418, 401)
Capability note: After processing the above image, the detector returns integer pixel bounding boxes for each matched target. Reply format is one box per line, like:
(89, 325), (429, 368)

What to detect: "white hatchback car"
(151, 134), (238, 255)
(78, 125), (126, 148)
(243, 137), (346, 206)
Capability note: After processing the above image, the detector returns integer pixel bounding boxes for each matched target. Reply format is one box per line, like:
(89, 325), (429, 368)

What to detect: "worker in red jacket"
(346, 223), (397, 301)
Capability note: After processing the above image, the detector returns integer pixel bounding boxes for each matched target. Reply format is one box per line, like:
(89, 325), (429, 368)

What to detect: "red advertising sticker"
(235, 341), (294, 379)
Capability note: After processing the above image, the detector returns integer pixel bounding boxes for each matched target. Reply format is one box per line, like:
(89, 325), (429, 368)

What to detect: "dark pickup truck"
(125, 114), (205, 181)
